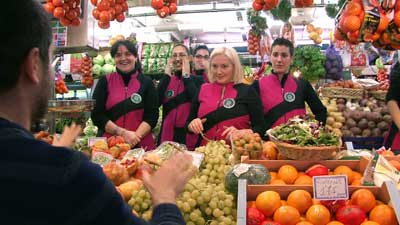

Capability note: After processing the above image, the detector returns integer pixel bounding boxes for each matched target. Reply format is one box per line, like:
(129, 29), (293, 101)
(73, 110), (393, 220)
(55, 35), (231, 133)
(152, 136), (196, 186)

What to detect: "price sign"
(313, 175), (349, 200)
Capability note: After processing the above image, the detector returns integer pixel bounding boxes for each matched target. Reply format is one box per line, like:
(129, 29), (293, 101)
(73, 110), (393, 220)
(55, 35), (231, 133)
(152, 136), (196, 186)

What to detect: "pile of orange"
(249, 189), (398, 225)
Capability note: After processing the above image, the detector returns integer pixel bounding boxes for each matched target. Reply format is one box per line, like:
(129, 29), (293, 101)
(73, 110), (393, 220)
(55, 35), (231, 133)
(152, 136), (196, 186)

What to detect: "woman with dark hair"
(157, 44), (203, 149)
(92, 40), (159, 150)
(384, 62), (400, 151)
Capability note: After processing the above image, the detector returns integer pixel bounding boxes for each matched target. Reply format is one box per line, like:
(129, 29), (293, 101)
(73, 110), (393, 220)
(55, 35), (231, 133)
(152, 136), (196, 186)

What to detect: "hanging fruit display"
(246, 9), (267, 55)
(43, 0), (81, 27)
(150, 0), (178, 18)
(55, 74), (69, 94)
(90, 0), (129, 29)
(80, 55), (94, 88)
(294, 0), (314, 8)
(252, 0), (279, 11)
(306, 23), (323, 44)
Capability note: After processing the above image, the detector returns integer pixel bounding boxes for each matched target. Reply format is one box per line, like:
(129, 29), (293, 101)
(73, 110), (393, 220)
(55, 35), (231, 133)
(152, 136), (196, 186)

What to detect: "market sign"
(313, 175), (349, 200)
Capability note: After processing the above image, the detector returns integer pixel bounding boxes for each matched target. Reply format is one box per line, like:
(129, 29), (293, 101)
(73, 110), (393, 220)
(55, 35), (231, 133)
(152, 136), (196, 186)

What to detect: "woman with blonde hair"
(187, 47), (265, 146)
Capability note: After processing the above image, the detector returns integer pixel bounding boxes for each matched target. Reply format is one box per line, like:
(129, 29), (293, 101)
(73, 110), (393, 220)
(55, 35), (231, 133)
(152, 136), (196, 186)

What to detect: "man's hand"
(182, 58), (191, 76)
(53, 123), (81, 148)
(165, 58), (174, 76)
(142, 153), (196, 206)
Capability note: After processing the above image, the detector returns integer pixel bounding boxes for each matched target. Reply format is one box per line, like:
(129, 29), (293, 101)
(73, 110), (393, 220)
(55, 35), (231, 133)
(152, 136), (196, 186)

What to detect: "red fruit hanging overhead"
(151, 0), (164, 10)
(157, 6), (170, 18)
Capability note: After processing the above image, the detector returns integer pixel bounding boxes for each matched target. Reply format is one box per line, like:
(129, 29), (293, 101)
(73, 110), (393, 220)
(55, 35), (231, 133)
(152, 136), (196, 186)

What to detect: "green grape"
(187, 222), (195, 225)
(191, 190), (200, 198)
(182, 202), (191, 213)
(196, 196), (204, 205)
(141, 202), (149, 210)
(188, 198), (197, 208)
(128, 198), (136, 206)
(217, 201), (225, 209)
(133, 204), (140, 212)
(213, 208), (223, 218)
(189, 211), (199, 221)
(204, 207), (212, 216)
(223, 207), (231, 215)
(209, 200), (217, 209)
(224, 199), (233, 208)
(138, 189), (146, 198)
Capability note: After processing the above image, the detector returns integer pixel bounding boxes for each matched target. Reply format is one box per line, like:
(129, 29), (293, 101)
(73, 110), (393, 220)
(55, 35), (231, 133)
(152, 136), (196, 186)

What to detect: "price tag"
(345, 142), (354, 150)
(313, 175), (349, 200)
(88, 137), (107, 147)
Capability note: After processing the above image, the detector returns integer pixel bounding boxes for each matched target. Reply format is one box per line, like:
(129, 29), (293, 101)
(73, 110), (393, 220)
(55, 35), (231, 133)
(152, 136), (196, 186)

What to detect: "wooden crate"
(237, 180), (400, 225)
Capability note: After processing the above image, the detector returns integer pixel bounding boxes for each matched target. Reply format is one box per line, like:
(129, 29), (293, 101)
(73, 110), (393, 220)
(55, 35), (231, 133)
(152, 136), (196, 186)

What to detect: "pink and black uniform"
(194, 69), (209, 83)
(252, 73), (327, 136)
(91, 70), (159, 150)
(187, 82), (265, 146)
(384, 63), (400, 152)
(157, 73), (204, 149)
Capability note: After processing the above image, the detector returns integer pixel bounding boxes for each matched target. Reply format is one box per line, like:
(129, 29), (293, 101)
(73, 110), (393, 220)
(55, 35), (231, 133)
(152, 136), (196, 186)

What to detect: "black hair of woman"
(110, 40), (142, 73)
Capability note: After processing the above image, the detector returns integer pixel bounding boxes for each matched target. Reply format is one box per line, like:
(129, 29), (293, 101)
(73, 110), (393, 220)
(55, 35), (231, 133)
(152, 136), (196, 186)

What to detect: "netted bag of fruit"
(325, 45), (343, 80)
(230, 129), (263, 162)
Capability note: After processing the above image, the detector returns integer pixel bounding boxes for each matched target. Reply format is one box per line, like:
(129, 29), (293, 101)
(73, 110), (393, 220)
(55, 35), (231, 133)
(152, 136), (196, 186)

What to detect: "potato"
(332, 128), (342, 136)
(326, 117), (335, 126)
(336, 116), (346, 123)
(332, 122), (343, 129)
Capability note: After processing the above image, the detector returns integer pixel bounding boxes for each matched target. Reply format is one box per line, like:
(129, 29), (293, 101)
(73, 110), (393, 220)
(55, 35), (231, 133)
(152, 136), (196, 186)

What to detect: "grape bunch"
(128, 188), (153, 221)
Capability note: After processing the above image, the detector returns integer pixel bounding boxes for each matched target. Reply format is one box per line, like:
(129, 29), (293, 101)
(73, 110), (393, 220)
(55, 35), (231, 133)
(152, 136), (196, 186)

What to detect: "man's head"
(193, 45), (210, 70)
(171, 44), (191, 72)
(0, 0), (53, 123)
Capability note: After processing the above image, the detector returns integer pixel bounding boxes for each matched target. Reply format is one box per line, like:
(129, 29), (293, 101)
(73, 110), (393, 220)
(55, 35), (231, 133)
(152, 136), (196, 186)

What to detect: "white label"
(313, 175), (349, 200)
(185, 151), (204, 169)
(345, 142), (354, 150)
(233, 164), (251, 177)
(88, 137), (107, 147)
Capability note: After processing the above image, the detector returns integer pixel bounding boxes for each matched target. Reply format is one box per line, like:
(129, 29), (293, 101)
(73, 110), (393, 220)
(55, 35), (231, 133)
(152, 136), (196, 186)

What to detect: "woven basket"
(320, 87), (364, 99)
(369, 90), (387, 101)
(267, 131), (341, 160)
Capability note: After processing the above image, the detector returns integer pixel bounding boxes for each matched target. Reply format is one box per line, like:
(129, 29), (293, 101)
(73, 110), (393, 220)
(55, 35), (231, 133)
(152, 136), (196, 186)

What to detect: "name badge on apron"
(284, 92), (295, 103)
(131, 93), (142, 104)
(223, 98), (235, 109)
(165, 90), (174, 98)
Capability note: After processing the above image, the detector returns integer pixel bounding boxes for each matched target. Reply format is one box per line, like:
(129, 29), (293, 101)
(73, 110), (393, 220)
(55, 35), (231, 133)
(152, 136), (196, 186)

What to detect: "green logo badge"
(166, 90), (174, 98)
(131, 93), (142, 104)
(223, 98), (235, 109)
(284, 92), (296, 103)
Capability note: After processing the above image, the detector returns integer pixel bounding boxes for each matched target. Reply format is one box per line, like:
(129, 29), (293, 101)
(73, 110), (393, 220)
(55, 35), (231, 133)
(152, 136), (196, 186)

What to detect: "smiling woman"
(91, 40), (159, 150)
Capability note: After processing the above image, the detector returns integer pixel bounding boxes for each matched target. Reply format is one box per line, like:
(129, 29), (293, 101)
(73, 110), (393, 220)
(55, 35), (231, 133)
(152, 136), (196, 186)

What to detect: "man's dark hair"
(193, 45), (210, 55)
(110, 40), (142, 73)
(271, 38), (295, 56)
(172, 43), (190, 55)
(0, 0), (52, 93)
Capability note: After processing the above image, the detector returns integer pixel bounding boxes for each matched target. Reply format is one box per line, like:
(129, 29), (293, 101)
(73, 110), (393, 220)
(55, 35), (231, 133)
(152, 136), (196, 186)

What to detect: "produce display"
(80, 55), (94, 88)
(150, 0), (178, 18)
(292, 45), (326, 82)
(231, 130), (263, 161)
(247, 188), (398, 225)
(306, 24), (324, 45)
(225, 164), (271, 195)
(43, 0), (81, 27)
(251, 0), (279, 11)
(92, 53), (116, 78)
(55, 73), (69, 94)
(141, 43), (173, 74)
(90, 0), (129, 29)
(324, 44), (344, 80)
(269, 117), (340, 147)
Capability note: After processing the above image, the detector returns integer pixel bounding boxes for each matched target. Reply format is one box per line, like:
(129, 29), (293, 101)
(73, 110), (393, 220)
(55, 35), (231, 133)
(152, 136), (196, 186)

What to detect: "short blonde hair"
(208, 47), (244, 84)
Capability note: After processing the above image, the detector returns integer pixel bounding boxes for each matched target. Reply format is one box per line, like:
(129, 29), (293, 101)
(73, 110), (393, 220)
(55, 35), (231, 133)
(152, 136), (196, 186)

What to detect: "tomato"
(169, 3), (177, 14)
(71, 18), (81, 26)
(98, 20), (110, 29)
(121, 1), (128, 11)
(67, 0), (76, 8)
(74, 7), (81, 16)
(90, 0), (97, 6)
(99, 10), (111, 22)
(252, 1), (264, 11)
(97, 0), (110, 11)
(255, 0), (265, 4)
(247, 207), (265, 225)
(52, 0), (63, 7)
(115, 13), (125, 22)
(336, 205), (366, 225)
(92, 8), (100, 19)
(75, 0), (81, 5)
(116, 0), (125, 3)
(53, 7), (65, 18)
(62, 4), (70, 12)
(44, 2), (55, 13)
(114, 4), (123, 14)
(169, 0), (177, 3)
(109, 8), (116, 17)
(60, 17), (71, 26)
(66, 10), (78, 20)
(107, 0), (116, 7)
(151, 0), (164, 10)
(157, 6), (169, 18)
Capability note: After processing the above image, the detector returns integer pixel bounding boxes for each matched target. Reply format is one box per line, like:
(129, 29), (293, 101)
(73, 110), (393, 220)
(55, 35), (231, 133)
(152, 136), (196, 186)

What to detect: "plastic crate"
(342, 137), (384, 150)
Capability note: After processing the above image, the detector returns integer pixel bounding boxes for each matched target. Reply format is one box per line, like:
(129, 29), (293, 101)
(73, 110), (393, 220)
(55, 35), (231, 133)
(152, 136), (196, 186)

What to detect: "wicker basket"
(369, 90), (387, 101)
(320, 87), (364, 99)
(267, 131), (341, 160)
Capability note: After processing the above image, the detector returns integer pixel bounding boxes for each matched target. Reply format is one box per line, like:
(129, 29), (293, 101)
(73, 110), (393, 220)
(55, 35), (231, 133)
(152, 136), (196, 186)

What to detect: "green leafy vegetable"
(270, 0), (292, 22)
(292, 45), (326, 82)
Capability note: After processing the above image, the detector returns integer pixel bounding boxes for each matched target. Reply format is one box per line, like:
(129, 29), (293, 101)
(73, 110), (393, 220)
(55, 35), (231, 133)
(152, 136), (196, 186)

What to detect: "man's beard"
(31, 68), (50, 125)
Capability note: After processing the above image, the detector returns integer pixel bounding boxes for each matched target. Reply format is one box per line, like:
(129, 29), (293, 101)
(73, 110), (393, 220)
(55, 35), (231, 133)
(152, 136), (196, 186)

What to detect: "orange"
(342, 16), (361, 33)
(298, 172), (306, 176)
(345, 2), (362, 16)
(294, 175), (313, 185)
(278, 165), (299, 184)
(361, 221), (380, 225)
(347, 31), (360, 44)
(270, 171), (278, 181)
(271, 179), (286, 185)
(297, 221), (313, 225)
(351, 189), (376, 213)
(334, 165), (355, 184)
(262, 141), (278, 160)
(273, 205), (301, 225)
(369, 205), (398, 225)
(287, 190), (313, 214)
(334, 28), (345, 41)
(353, 171), (362, 180)
(281, 200), (288, 206)
(394, 11), (400, 27)
(327, 222), (344, 225)
(351, 179), (362, 186)
(305, 205), (331, 225)
(377, 13), (389, 33)
(255, 191), (282, 217)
